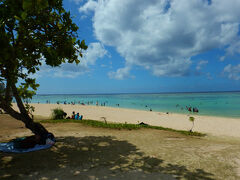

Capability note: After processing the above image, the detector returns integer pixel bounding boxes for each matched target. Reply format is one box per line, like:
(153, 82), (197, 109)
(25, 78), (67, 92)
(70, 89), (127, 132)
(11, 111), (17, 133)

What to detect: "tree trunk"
(190, 121), (194, 132)
(0, 84), (49, 138)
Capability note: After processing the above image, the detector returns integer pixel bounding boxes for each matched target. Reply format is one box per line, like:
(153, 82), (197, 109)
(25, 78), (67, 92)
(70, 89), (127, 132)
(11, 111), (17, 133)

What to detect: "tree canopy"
(0, 0), (87, 137)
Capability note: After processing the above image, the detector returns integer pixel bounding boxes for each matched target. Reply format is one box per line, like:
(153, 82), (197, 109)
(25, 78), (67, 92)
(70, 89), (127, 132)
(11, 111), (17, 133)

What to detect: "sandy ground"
(1, 114), (240, 180)
(13, 103), (240, 138)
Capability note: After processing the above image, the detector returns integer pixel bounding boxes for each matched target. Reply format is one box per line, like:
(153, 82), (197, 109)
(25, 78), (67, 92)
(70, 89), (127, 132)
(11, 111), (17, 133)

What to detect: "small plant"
(51, 108), (66, 120)
(189, 116), (195, 132)
(25, 104), (35, 119)
(101, 117), (107, 124)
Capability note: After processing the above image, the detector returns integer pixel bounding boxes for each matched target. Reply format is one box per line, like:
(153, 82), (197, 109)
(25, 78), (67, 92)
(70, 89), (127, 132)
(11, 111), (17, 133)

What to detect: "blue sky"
(36, 0), (240, 94)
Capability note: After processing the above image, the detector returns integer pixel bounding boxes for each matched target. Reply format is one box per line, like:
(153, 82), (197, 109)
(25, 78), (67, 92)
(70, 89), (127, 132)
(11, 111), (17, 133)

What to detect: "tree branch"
(11, 83), (29, 118)
(0, 95), (23, 121)
(5, 80), (11, 103)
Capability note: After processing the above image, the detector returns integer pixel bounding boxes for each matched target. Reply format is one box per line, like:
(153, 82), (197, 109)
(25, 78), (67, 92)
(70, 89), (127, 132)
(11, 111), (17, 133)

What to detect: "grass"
(40, 119), (205, 137)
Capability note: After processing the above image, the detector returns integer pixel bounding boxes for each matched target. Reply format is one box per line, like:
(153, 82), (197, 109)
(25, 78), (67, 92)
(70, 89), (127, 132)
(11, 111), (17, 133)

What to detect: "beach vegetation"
(51, 108), (66, 120)
(0, 0), (87, 138)
(189, 116), (195, 132)
(40, 119), (205, 137)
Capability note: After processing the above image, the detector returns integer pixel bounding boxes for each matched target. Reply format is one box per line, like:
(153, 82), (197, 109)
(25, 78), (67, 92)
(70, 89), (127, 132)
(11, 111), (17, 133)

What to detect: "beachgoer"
(79, 115), (83, 120)
(75, 113), (83, 120)
(193, 107), (199, 113)
(15, 133), (55, 149)
(71, 111), (75, 119)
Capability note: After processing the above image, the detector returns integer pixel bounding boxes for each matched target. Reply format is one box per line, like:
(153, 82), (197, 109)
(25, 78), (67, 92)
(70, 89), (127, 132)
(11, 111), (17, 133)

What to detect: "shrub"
(51, 108), (66, 120)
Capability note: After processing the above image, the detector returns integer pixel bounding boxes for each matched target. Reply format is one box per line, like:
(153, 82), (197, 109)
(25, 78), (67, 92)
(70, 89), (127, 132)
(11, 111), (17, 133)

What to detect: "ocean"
(28, 92), (240, 118)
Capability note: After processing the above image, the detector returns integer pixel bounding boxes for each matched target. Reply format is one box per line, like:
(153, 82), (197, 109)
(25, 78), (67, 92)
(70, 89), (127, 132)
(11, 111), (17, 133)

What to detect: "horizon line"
(36, 90), (240, 96)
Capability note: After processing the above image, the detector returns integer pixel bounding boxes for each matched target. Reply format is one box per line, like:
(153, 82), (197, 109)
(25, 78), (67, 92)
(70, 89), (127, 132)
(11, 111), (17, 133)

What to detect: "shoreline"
(12, 103), (240, 138)
(17, 102), (240, 119)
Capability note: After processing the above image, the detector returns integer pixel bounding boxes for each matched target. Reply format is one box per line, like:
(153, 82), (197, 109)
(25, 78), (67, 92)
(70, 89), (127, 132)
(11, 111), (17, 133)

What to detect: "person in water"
(193, 107), (199, 113)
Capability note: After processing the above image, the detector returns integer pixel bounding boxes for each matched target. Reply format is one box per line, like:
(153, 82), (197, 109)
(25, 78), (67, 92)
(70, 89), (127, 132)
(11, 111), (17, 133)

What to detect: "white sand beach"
(13, 103), (240, 138)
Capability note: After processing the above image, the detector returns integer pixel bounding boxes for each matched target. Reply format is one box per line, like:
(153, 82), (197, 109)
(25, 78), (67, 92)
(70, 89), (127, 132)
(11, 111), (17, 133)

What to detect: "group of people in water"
(175, 104), (199, 113)
(186, 106), (199, 112)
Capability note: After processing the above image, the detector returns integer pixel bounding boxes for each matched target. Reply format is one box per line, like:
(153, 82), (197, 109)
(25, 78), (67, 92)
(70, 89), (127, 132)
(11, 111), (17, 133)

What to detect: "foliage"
(51, 108), (66, 120)
(40, 119), (205, 137)
(0, 83), (4, 94)
(0, 0), (87, 101)
(189, 116), (195, 122)
(25, 103), (35, 118)
(0, 0), (87, 135)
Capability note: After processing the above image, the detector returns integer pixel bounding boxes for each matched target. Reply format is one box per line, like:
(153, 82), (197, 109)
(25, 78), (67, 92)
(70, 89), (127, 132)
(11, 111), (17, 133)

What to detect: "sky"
(36, 0), (240, 94)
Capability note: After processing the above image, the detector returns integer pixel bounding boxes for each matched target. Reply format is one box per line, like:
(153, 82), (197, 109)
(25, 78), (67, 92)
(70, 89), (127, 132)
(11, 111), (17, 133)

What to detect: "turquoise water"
(29, 92), (240, 118)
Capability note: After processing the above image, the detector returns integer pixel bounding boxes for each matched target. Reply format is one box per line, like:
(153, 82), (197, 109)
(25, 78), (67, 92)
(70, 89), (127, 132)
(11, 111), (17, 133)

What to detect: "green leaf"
(37, 0), (49, 9)
(75, 59), (80, 64)
(21, 12), (27, 20)
(72, 38), (76, 44)
(23, 0), (32, 11)
(80, 40), (88, 50)
(189, 117), (195, 122)
(57, 23), (63, 30)
(14, 16), (21, 21)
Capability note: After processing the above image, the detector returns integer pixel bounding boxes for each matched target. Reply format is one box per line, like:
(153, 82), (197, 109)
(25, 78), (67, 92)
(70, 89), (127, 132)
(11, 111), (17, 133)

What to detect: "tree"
(189, 116), (195, 132)
(0, 0), (87, 138)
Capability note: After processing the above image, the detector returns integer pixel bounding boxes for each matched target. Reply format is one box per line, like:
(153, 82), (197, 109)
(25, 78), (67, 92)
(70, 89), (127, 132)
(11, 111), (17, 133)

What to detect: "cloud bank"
(80, 0), (240, 79)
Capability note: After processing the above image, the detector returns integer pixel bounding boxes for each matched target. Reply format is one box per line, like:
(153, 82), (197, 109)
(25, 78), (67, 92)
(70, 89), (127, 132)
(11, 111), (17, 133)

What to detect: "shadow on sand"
(0, 136), (214, 180)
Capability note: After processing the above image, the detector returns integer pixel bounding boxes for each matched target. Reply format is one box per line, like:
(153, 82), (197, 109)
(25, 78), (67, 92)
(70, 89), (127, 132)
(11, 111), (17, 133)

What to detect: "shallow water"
(28, 92), (240, 118)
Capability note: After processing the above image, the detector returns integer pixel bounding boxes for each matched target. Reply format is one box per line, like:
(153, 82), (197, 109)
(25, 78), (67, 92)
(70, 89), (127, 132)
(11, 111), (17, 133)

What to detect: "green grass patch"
(40, 119), (205, 137)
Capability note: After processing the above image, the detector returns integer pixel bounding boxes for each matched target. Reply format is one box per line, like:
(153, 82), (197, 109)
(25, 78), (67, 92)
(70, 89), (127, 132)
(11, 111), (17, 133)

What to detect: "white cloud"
(225, 40), (240, 56)
(108, 66), (134, 80)
(79, 0), (98, 13)
(223, 64), (240, 80)
(82, 42), (108, 66)
(80, 0), (240, 79)
(196, 60), (208, 70)
(219, 56), (225, 62)
(36, 42), (107, 78)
